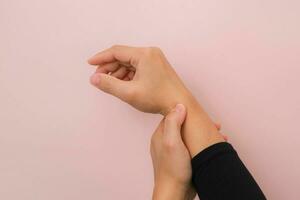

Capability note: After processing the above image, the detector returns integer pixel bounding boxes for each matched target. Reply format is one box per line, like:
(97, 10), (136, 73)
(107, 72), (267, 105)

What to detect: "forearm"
(162, 88), (225, 157)
(182, 96), (225, 157)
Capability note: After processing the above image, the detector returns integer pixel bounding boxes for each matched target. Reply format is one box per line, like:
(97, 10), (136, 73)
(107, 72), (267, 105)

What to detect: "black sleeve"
(191, 142), (266, 200)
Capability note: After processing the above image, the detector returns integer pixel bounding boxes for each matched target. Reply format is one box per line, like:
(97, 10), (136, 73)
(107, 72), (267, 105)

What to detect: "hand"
(150, 104), (228, 200)
(88, 45), (225, 157)
(88, 45), (193, 115)
(151, 104), (195, 200)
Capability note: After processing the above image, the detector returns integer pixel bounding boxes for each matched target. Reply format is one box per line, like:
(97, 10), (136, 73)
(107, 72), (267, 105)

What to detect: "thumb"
(163, 104), (186, 142)
(90, 73), (130, 101)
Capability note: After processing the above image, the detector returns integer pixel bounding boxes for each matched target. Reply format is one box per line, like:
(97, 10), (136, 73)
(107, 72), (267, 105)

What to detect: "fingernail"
(90, 74), (101, 85)
(175, 104), (184, 113)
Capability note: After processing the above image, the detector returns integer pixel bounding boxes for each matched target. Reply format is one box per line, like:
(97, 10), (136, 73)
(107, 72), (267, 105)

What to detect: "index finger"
(87, 45), (141, 67)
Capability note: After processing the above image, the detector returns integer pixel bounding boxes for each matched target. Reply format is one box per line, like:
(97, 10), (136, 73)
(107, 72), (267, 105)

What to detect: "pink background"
(1, 0), (300, 199)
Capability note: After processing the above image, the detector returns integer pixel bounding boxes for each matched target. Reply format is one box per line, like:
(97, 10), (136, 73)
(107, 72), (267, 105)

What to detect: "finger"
(90, 73), (132, 101)
(123, 76), (130, 81)
(163, 104), (186, 143)
(96, 62), (120, 74)
(151, 118), (165, 146)
(88, 45), (141, 67)
(122, 71), (134, 81)
(150, 118), (165, 172)
(110, 66), (128, 79)
(127, 71), (135, 80)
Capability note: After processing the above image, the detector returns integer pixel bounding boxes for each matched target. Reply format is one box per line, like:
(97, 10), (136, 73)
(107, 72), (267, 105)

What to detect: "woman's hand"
(88, 45), (193, 115)
(150, 104), (195, 200)
(150, 104), (227, 200)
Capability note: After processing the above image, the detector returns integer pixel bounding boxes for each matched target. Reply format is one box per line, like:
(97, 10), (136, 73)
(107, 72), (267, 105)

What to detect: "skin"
(151, 104), (226, 200)
(88, 45), (224, 156)
(88, 45), (226, 199)
(150, 104), (195, 200)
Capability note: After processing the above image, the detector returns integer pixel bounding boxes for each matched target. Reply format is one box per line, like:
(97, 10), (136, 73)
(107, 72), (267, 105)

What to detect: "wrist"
(153, 181), (191, 200)
(167, 90), (225, 157)
(160, 87), (225, 157)
(160, 88), (196, 116)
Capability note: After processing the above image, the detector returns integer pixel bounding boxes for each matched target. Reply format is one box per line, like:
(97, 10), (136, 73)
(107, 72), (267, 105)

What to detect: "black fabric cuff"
(191, 142), (237, 171)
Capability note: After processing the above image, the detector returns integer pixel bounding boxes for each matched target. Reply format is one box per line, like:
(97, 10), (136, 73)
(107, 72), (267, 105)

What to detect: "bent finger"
(88, 45), (141, 67)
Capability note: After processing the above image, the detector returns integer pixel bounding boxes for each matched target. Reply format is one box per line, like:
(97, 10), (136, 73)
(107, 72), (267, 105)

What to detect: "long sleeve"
(191, 142), (266, 200)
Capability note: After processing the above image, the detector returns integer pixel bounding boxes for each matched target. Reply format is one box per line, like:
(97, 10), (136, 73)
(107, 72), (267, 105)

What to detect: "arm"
(172, 94), (225, 157)
(88, 45), (224, 157)
(88, 45), (265, 199)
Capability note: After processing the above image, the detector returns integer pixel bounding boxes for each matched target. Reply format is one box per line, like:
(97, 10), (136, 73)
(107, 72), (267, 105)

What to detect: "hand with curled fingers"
(89, 45), (192, 115)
